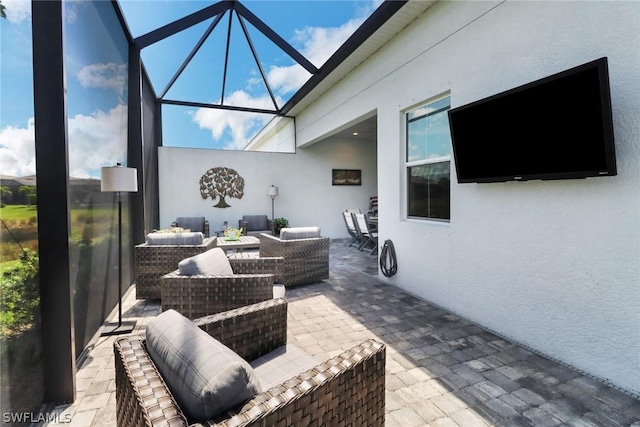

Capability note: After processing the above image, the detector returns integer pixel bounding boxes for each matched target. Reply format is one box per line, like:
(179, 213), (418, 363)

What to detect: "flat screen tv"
(448, 57), (616, 183)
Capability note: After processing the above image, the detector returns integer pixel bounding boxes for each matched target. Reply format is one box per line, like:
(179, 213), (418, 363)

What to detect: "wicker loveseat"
(134, 232), (217, 299)
(161, 247), (284, 319)
(259, 227), (330, 286)
(114, 299), (386, 426)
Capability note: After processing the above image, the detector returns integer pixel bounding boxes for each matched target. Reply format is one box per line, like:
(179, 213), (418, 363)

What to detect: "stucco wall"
(293, 1), (640, 394)
(157, 138), (377, 238)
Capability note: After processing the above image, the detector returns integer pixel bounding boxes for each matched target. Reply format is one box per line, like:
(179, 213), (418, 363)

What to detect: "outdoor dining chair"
(352, 212), (379, 255)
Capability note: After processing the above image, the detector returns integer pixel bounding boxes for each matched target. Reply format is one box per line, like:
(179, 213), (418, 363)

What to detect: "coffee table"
(216, 236), (260, 253)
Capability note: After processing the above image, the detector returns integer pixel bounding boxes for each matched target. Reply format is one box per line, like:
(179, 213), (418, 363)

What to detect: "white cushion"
(146, 309), (262, 421)
(279, 227), (321, 240)
(178, 248), (233, 276)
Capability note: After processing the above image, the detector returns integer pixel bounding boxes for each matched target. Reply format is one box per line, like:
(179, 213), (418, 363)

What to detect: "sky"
(0, 0), (381, 178)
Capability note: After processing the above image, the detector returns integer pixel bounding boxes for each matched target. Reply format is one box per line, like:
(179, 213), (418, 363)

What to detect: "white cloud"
(3, 0), (31, 24)
(0, 105), (128, 179)
(67, 104), (128, 178)
(266, 2), (377, 95)
(0, 118), (36, 176)
(76, 63), (128, 96)
(192, 91), (279, 150)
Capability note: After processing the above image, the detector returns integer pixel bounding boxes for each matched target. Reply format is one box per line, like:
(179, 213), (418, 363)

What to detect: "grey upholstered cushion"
(243, 215), (268, 231)
(178, 248), (233, 276)
(146, 309), (262, 422)
(279, 227), (321, 240)
(146, 232), (204, 246)
(176, 217), (206, 233)
(250, 344), (319, 391)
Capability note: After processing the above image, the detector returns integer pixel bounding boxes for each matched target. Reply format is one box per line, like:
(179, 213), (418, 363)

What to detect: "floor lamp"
(100, 164), (138, 336)
(267, 185), (278, 220)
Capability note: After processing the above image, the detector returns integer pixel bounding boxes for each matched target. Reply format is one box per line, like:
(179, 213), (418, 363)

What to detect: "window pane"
(406, 97), (451, 162)
(0, 0), (44, 416)
(64, 0), (131, 354)
(408, 163), (450, 220)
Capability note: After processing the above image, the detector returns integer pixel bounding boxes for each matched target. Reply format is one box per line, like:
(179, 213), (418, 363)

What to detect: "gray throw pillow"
(146, 309), (262, 422)
(178, 248), (233, 276)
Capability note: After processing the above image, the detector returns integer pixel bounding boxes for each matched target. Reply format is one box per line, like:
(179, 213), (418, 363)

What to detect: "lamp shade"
(101, 166), (138, 192)
(267, 185), (278, 197)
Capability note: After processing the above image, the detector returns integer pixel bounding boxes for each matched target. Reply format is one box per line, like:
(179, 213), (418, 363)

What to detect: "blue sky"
(0, 0), (380, 178)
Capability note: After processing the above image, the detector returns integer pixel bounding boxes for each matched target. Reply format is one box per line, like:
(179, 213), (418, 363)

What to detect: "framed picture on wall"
(332, 169), (361, 186)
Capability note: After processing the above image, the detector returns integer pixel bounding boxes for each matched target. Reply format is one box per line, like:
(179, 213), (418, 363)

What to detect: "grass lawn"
(0, 205), (37, 222)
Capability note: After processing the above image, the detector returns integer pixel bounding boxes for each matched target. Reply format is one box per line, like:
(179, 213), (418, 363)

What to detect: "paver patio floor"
(43, 241), (640, 426)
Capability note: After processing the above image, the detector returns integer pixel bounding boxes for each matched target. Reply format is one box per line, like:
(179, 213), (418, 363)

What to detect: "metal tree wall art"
(199, 167), (245, 208)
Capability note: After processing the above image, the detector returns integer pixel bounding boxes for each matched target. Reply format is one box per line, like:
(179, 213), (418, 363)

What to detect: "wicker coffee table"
(216, 235), (260, 253)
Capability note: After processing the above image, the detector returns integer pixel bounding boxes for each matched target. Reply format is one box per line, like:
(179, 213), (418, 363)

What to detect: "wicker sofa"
(259, 227), (330, 286)
(114, 299), (386, 426)
(161, 247), (284, 319)
(134, 232), (217, 299)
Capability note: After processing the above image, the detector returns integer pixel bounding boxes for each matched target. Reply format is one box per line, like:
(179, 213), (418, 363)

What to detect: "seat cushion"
(178, 247), (233, 276)
(279, 227), (321, 240)
(243, 215), (268, 231)
(146, 309), (262, 422)
(146, 232), (204, 246)
(176, 217), (206, 233)
(250, 344), (319, 391)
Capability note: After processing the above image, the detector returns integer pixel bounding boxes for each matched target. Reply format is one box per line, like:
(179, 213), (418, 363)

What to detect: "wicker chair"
(238, 214), (274, 237)
(171, 216), (210, 237)
(134, 235), (217, 299)
(161, 254), (284, 319)
(114, 299), (386, 427)
(259, 227), (330, 287)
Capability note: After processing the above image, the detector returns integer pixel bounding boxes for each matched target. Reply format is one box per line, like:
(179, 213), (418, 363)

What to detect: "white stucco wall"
(292, 1), (640, 394)
(157, 138), (377, 238)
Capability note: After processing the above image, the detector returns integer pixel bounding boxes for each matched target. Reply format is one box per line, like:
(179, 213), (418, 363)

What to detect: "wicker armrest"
(216, 339), (386, 427)
(114, 336), (188, 427)
(162, 272), (275, 319)
(229, 256), (283, 283)
(194, 298), (287, 361)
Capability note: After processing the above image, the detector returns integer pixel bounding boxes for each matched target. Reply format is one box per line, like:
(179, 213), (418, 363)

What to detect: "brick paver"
(42, 241), (640, 426)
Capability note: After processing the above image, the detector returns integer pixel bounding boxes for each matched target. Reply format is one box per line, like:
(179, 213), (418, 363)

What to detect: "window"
(406, 96), (451, 220)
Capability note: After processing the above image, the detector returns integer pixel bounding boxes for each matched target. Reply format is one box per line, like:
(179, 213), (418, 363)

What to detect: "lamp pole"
(100, 164), (138, 336)
(267, 185), (278, 221)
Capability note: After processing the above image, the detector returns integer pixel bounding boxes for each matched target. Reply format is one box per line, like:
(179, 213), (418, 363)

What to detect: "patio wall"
(157, 137), (377, 238)
(291, 1), (640, 395)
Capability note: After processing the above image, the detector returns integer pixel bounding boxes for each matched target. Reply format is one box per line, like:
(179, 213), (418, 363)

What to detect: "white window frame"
(404, 94), (452, 222)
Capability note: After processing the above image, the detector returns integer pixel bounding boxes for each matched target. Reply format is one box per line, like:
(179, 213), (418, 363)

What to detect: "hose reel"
(379, 239), (398, 277)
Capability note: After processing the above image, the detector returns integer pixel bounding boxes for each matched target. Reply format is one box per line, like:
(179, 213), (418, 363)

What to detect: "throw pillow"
(146, 309), (262, 421)
(178, 248), (233, 276)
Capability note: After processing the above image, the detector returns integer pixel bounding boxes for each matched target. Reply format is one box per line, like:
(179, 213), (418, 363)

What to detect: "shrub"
(0, 249), (40, 338)
(273, 218), (289, 236)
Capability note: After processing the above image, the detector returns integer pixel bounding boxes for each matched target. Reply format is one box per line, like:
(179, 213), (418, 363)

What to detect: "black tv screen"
(448, 57), (616, 183)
